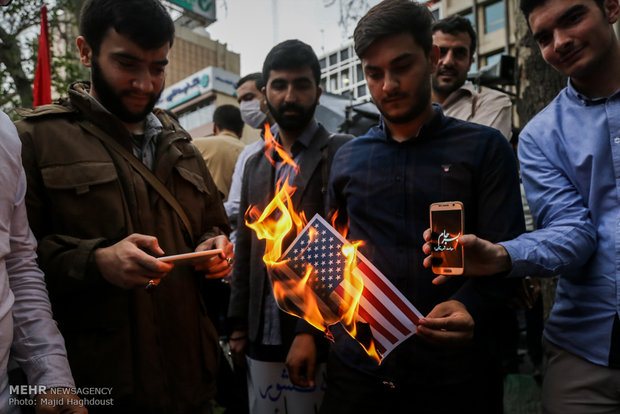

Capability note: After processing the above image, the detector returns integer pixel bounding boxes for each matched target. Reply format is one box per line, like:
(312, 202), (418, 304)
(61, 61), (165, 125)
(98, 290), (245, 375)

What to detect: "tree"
(0, 0), (87, 111)
(322, 0), (373, 38)
(512, 1), (566, 131)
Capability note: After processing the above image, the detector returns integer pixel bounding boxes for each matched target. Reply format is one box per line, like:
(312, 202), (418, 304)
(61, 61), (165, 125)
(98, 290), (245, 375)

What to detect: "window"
(484, 1), (505, 33)
(461, 11), (475, 28)
(329, 53), (338, 66)
(356, 63), (364, 83)
(329, 74), (337, 91)
(485, 52), (503, 67)
(319, 58), (326, 70)
(341, 69), (350, 90)
(178, 102), (215, 131)
(341, 48), (349, 61)
(356, 84), (367, 98)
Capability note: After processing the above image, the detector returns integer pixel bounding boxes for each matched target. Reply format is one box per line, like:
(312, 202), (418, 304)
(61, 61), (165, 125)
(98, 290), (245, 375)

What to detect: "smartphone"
(429, 201), (464, 276)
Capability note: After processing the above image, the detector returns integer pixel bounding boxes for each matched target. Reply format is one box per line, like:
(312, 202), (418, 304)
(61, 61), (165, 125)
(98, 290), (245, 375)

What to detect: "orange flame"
(263, 124), (299, 175)
(244, 126), (382, 363)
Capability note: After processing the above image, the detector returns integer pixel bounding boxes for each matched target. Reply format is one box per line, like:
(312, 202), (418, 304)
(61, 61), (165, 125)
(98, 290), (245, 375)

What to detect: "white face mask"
(240, 99), (268, 129)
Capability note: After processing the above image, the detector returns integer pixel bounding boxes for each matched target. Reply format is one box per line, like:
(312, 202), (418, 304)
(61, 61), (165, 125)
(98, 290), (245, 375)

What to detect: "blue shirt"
(501, 82), (620, 367)
(327, 107), (525, 382)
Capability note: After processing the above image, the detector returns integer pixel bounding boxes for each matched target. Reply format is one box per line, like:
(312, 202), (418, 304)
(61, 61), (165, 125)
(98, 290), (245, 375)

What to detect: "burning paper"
(256, 213), (423, 362)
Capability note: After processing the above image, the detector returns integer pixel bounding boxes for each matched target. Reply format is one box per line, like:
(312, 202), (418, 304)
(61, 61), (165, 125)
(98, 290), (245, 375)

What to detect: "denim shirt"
(501, 82), (620, 367)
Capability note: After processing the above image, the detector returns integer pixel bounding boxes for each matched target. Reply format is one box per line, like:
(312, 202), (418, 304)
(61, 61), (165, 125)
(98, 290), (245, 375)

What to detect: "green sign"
(166, 0), (215, 21)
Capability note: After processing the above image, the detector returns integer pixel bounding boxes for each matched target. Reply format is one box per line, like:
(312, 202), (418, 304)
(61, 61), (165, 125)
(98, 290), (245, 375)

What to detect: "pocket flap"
(175, 166), (209, 194)
(42, 162), (118, 192)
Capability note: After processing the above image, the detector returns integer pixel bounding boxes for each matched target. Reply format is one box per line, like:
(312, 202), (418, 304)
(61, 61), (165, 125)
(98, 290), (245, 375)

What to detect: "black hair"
(262, 39), (321, 85)
(520, 0), (605, 20)
(236, 72), (265, 91)
(432, 15), (477, 56)
(79, 0), (175, 56)
(354, 0), (434, 58)
(213, 104), (244, 137)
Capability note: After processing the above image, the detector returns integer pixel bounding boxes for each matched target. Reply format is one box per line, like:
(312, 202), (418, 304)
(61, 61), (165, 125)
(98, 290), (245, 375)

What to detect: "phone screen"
(431, 208), (463, 270)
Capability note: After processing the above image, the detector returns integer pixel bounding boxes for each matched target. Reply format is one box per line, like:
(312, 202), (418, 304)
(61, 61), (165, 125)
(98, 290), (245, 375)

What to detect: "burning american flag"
(271, 214), (423, 361)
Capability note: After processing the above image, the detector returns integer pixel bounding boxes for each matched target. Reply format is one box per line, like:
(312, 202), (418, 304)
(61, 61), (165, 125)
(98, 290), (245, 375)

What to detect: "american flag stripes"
(271, 214), (423, 360)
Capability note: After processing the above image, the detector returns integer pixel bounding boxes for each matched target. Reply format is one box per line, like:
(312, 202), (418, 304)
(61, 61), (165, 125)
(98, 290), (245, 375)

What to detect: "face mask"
(240, 99), (267, 129)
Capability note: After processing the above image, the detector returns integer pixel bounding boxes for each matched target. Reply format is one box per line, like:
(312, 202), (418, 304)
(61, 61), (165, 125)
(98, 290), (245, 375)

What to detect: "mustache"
(436, 67), (458, 76)
(381, 91), (408, 102)
(277, 103), (305, 114)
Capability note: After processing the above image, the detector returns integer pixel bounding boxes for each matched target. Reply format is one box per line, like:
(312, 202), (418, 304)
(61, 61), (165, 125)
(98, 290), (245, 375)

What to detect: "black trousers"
(319, 350), (502, 414)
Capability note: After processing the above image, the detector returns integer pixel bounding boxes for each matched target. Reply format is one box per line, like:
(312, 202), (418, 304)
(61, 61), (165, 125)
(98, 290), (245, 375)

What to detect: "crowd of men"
(0, 0), (617, 413)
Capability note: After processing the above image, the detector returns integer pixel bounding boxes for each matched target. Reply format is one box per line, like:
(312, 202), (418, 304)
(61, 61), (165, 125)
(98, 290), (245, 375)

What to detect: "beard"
(431, 66), (466, 96)
(266, 99), (318, 133)
(90, 56), (163, 123)
(377, 74), (432, 125)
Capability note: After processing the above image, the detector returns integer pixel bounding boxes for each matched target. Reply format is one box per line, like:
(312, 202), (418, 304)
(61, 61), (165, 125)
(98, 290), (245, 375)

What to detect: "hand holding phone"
(429, 202), (464, 276)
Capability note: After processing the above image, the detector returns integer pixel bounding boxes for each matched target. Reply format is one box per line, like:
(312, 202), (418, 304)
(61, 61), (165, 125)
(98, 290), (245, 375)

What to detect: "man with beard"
(320, 1), (524, 413)
(431, 16), (513, 140)
(228, 40), (352, 414)
(14, 0), (233, 412)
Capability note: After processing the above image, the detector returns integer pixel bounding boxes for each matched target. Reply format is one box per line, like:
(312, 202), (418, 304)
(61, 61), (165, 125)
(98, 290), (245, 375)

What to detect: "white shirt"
(440, 83), (513, 141)
(0, 111), (75, 409)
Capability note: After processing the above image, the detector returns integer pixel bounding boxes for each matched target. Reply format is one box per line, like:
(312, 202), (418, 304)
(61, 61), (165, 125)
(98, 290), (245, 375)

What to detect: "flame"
(263, 124), (299, 175)
(244, 125), (382, 363)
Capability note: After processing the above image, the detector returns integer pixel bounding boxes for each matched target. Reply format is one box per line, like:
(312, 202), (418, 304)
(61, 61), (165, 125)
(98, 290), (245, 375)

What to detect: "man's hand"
(229, 329), (248, 369)
(422, 228), (512, 284)
(285, 333), (317, 388)
(35, 388), (87, 414)
(94, 233), (173, 289)
(416, 300), (474, 346)
(193, 235), (234, 279)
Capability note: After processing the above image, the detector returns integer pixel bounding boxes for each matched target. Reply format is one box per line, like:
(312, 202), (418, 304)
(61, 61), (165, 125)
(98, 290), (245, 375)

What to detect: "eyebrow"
(111, 51), (169, 66)
(532, 4), (587, 41)
(364, 53), (414, 72)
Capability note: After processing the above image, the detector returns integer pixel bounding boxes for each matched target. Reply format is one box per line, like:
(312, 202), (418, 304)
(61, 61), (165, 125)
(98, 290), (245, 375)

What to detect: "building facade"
(167, 23), (240, 86)
(318, 0), (519, 102)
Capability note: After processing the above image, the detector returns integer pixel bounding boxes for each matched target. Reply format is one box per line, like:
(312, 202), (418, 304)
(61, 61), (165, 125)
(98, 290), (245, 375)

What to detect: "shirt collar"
(276, 120), (319, 152)
(379, 104), (444, 142)
(144, 112), (163, 138)
(565, 78), (620, 106)
(441, 82), (477, 107)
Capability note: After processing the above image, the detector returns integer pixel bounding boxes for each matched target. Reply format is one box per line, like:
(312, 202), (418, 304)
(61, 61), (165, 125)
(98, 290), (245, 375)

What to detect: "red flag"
(33, 4), (51, 107)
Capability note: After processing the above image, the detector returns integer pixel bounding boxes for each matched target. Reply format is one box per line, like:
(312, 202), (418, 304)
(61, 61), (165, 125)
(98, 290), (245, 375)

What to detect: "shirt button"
(615, 137), (620, 144)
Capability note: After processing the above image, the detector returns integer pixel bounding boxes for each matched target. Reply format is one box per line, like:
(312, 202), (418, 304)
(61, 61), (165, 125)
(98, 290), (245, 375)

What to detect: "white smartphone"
(429, 201), (464, 276)
(158, 248), (223, 265)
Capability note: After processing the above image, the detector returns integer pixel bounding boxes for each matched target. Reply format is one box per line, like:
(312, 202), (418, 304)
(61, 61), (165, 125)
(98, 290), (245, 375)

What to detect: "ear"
(605, 0), (619, 24)
(76, 36), (93, 68)
(213, 124), (219, 135)
(316, 85), (323, 105)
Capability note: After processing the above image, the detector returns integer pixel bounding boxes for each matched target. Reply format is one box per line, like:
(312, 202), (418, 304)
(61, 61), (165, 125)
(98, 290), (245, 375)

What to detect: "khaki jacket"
(16, 82), (230, 413)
